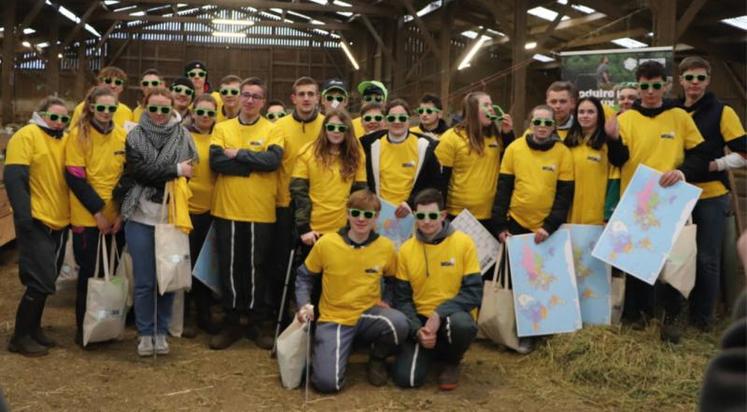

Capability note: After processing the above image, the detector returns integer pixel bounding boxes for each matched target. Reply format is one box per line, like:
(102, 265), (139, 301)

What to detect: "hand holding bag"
(155, 181), (192, 295)
(477, 244), (521, 351)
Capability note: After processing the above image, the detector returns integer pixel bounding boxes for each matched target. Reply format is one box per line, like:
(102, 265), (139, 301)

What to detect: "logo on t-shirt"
(660, 132), (675, 139)
(402, 160), (416, 168)
(586, 154), (601, 162)
(114, 150), (125, 156)
(249, 139), (264, 146)
(364, 265), (381, 274)
(488, 143), (499, 148)
(541, 164), (557, 172)
(440, 257), (456, 267)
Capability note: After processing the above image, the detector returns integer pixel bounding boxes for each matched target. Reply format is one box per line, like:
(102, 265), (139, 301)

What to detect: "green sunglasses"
(187, 70), (206, 78)
(639, 81), (664, 91)
(100, 77), (124, 86)
(267, 112), (287, 120)
(325, 95), (345, 102)
(325, 123), (348, 132)
(386, 114), (409, 123)
(172, 85), (194, 96)
(416, 107), (441, 115)
(363, 114), (383, 122)
(414, 211), (441, 221)
(683, 73), (708, 82)
(363, 95), (384, 103)
(482, 104), (504, 121)
(141, 80), (161, 87)
(195, 108), (216, 117)
(349, 208), (376, 219)
(41, 112), (70, 124)
(220, 87), (240, 96)
(90, 104), (118, 113)
(531, 118), (555, 127)
(147, 105), (172, 114)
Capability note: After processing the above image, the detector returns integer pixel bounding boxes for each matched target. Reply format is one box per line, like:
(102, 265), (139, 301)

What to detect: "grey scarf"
(120, 113), (196, 219)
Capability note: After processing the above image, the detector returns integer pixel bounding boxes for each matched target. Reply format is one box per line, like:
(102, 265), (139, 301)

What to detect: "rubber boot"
(30, 295), (56, 347)
(209, 311), (243, 350)
(8, 291), (49, 357)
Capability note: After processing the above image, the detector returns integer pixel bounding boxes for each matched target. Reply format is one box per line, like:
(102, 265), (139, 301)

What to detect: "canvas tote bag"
(660, 222), (697, 298)
(83, 234), (128, 346)
(477, 244), (521, 351)
(155, 182), (192, 295)
(277, 317), (311, 389)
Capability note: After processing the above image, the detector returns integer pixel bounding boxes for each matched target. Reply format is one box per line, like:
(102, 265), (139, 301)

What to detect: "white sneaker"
(138, 336), (154, 357)
(155, 335), (169, 355)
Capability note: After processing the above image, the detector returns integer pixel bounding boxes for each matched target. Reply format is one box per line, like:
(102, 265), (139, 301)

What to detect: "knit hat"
(184, 60), (208, 76)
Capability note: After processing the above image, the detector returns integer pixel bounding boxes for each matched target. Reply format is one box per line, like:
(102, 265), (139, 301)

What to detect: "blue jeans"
(125, 221), (174, 336)
(690, 194), (731, 326)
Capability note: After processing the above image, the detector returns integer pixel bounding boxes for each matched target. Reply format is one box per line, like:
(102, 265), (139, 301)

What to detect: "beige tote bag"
(660, 223), (697, 298)
(477, 244), (521, 351)
(155, 182), (192, 295)
(83, 234), (128, 346)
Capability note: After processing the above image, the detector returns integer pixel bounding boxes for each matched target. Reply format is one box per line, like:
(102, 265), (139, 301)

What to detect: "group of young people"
(4, 55), (745, 393)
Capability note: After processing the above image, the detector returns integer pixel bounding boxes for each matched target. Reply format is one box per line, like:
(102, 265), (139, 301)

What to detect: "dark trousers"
(214, 217), (274, 323)
(73, 227), (125, 332)
(186, 212), (214, 322)
(267, 207), (295, 321)
(17, 219), (67, 296)
(623, 276), (683, 320)
(392, 311), (478, 388)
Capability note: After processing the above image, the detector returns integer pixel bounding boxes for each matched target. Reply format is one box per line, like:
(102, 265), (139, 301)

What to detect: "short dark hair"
(267, 99), (286, 109)
(546, 81), (577, 100)
(360, 103), (383, 116)
(413, 188), (444, 210)
(240, 77), (267, 96)
(386, 98), (411, 116)
(419, 93), (443, 110)
(635, 60), (666, 81)
(678, 56), (711, 76)
(141, 68), (160, 78)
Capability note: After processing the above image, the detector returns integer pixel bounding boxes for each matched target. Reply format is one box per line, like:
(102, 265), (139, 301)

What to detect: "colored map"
(507, 229), (582, 337)
(375, 198), (414, 250)
(564, 224), (611, 325)
(592, 165), (702, 284)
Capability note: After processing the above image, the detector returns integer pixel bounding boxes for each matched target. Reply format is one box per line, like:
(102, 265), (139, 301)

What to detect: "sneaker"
(155, 335), (170, 355)
(367, 358), (388, 387)
(209, 325), (244, 350)
(515, 337), (535, 354)
(661, 313), (683, 344)
(438, 364), (460, 391)
(8, 334), (49, 357)
(137, 336), (154, 357)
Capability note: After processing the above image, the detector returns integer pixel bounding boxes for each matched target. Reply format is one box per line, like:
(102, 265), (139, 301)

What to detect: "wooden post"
(75, 41), (89, 101)
(439, 5), (452, 111)
(47, 11), (61, 96)
(2, 0), (16, 124)
(652, 0), (676, 47)
(511, 0), (527, 128)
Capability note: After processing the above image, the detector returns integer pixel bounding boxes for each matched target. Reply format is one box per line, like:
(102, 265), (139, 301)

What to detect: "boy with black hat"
(321, 79), (348, 113)
(170, 77), (195, 126)
(184, 60), (209, 99)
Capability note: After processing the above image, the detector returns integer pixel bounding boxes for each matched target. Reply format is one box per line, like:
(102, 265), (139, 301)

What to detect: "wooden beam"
(96, 12), (351, 31)
(561, 28), (648, 49)
(19, 0), (46, 31)
(75, 41), (89, 101)
(118, 0), (390, 16)
(534, 8), (565, 49)
(722, 61), (747, 103)
(473, 0), (511, 33)
(651, 0), (676, 46)
(451, 27), (488, 75)
(46, 11), (60, 95)
(97, 21), (120, 50)
(62, 1), (100, 48)
(510, 0), (527, 126)
(529, 12), (606, 35)
(675, 0), (708, 40)
(107, 36), (132, 66)
(359, 16), (397, 65)
(2, 0), (16, 124)
(439, 4), (452, 110)
(398, 0), (441, 60)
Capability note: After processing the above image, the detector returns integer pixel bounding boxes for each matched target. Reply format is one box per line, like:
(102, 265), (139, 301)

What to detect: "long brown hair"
(76, 86), (116, 151)
(454, 91), (499, 155)
(312, 109), (361, 180)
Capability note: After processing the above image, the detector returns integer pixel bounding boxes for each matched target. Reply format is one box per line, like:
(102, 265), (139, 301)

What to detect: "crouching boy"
(295, 189), (409, 393)
(392, 189), (482, 390)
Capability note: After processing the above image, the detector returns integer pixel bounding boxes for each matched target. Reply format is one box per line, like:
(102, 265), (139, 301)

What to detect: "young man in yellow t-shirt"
(215, 74), (242, 123)
(208, 77), (284, 351)
(295, 190), (408, 393)
(132, 68), (163, 123)
(410, 93), (450, 140)
(392, 189), (482, 391)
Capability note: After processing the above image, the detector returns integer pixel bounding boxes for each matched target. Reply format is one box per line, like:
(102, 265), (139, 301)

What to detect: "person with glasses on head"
(352, 80), (388, 138)
(5, 97), (71, 357)
(360, 103), (386, 135)
(676, 56), (746, 332)
(117, 87), (196, 357)
(265, 100), (288, 122)
(179, 93), (221, 339)
(214, 74), (242, 123)
(392, 188), (482, 391)
(410, 93), (450, 140)
(615, 82), (639, 114)
(359, 99), (443, 220)
(435, 92), (514, 233)
(320, 79), (348, 113)
(132, 68), (163, 123)
(295, 189), (409, 392)
(170, 77), (196, 126)
(184, 60), (209, 99)
(612, 60), (709, 344)
(71, 66), (132, 129)
(208, 77), (284, 351)
(291, 110), (367, 253)
(65, 87), (127, 347)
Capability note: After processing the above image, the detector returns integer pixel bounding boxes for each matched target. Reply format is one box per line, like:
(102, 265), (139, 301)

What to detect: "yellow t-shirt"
(396, 230), (481, 317)
(132, 105), (144, 123)
(305, 232), (396, 326)
(71, 101), (133, 130)
(272, 114), (325, 207)
(352, 116), (366, 138)
(691, 106), (746, 199)
(567, 141), (609, 225)
(500, 137), (574, 231)
(188, 129), (215, 214)
(618, 108), (704, 193)
(292, 143), (367, 234)
(6, 124), (70, 230)
(435, 128), (503, 219)
(379, 134), (419, 205)
(210, 117), (282, 223)
(65, 124), (126, 227)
